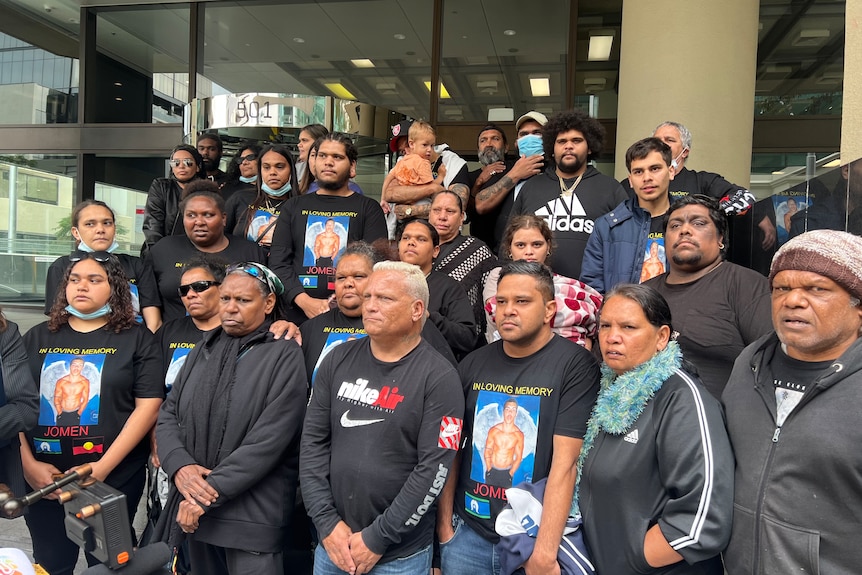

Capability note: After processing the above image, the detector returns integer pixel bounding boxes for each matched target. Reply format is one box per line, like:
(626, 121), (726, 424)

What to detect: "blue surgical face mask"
(239, 175), (258, 184)
(78, 239), (119, 253)
(262, 181), (292, 197)
(65, 303), (112, 320)
(517, 134), (544, 158)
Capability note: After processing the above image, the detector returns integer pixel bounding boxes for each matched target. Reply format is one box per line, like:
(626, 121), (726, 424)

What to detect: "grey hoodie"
(722, 334), (862, 574)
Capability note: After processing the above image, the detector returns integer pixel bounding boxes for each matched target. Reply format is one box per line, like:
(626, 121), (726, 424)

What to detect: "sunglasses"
(178, 280), (220, 297)
(169, 158), (196, 168)
(239, 154), (257, 164)
(70, 250), (113, 263)
(226, 262), (279, 295)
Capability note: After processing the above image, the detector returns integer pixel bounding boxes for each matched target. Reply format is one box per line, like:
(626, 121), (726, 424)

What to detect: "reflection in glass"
(786, 159), (862, 237)
(732, 153), (855, 275)
(754, 1), (844, 118)
(0, 33), (78, 124)
(96, 5), (190, 123)
(199, 1), (433, 120)
(0, 155), (76, 300)
(95, 183), (149, 255)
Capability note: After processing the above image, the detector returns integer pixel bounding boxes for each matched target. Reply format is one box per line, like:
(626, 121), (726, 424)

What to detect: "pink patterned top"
(483, 266), (603, 347)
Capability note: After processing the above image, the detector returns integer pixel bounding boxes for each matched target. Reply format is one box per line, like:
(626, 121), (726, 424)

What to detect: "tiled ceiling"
(0, 0), (846, 119)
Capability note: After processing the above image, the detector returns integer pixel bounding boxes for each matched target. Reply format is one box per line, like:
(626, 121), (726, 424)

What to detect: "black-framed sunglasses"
(169, 158), (196, 168)
(239, 154), (257, 164)
(70, 250), (113, 263)
(178, 280), (220, 297)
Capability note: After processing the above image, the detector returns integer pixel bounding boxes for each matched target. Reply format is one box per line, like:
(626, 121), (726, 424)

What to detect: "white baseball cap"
(515, 111), (549, 131)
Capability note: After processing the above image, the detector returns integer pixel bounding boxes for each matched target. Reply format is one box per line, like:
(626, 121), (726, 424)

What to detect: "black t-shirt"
(435, 154), (470, 188)
(510, 167), (628, 279)
(147, 234), (266, 323)
(220, 180), (256, 203)
(302, 308), (457, 385)
(44, 253), (160, 322)
(22, 323), (163, 486)
(301, 309), (369, 386)
(426, 271), (476, 357)
(225, 189), (287, 250)
(645, 262), (772, 398)
(640, 215), (667, 283)
(771, 347), (833, 426)
(268, 192), (387, 323)
(155, 316), (206, 393)
(455, 335), (599, 542)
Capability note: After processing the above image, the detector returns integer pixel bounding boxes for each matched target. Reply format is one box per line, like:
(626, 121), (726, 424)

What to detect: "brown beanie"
(769, 230), (862, 300)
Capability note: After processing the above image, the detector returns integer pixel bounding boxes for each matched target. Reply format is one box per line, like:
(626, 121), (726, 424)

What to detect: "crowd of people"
(0, 109), (861, 575)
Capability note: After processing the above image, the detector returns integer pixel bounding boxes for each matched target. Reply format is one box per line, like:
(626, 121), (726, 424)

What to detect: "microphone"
(80, 542), (172, 575)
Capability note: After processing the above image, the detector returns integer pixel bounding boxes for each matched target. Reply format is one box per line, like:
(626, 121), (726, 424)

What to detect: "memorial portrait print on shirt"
(303, 215), (349, 268)
(38, 352), (104, 427)
(470, 391), (540, 488)
(248, 208), (279, 245)
(312, 328), (367, 385)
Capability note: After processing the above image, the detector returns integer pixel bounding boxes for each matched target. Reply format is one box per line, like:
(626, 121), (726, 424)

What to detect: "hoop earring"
(718, 243), (725, 250)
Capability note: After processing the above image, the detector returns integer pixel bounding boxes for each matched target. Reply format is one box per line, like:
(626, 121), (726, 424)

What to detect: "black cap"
(389, 120), (413, 152)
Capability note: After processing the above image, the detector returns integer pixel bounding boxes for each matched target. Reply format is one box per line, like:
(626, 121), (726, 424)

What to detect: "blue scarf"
(571, 341), (682, 515)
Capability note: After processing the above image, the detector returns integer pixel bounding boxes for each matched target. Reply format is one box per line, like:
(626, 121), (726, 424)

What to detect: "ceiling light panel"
(530, 77), (550, 97)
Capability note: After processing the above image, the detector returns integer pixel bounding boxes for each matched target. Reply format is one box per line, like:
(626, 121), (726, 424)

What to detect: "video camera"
(1, 465), (169, 574)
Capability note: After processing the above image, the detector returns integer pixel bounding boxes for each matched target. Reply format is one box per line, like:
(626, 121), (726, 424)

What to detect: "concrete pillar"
(614, 0), (759, 186)
(842, 0), (862, 164)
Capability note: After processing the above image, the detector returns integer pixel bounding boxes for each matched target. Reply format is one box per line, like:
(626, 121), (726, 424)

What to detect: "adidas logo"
(536, 194), (588, 218)
(535, 195), (594, 233)
(623, 429), (639, 444)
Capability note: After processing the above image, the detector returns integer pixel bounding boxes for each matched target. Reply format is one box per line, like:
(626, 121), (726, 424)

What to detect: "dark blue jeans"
(313, 542), (431, 575)
(439, 514), (501, 575)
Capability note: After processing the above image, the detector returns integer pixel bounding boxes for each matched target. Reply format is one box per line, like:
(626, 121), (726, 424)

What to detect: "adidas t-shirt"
(455, 335), (599, 542)
(510, 168), (627, 279)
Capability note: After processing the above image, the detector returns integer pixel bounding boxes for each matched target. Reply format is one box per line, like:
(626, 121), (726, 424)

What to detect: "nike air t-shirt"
(301, 337), (463, 563)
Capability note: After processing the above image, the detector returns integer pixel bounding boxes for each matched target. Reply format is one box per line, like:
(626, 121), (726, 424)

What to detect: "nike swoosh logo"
(440, 427), (460, 439)
(340, 410), (385, 428)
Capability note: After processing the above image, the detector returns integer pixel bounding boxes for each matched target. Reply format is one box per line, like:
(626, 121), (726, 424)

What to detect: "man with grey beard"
(468, 117), (545, 253)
